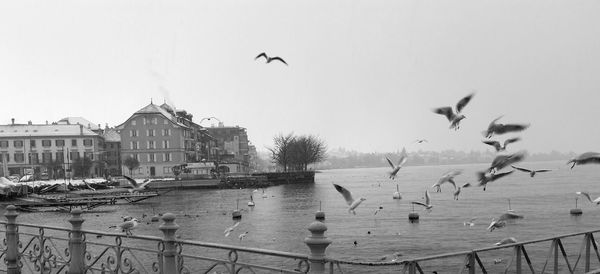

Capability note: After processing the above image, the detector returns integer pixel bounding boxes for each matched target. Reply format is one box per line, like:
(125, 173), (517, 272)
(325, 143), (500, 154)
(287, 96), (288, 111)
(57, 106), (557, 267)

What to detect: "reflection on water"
(4, 160), (600, 271)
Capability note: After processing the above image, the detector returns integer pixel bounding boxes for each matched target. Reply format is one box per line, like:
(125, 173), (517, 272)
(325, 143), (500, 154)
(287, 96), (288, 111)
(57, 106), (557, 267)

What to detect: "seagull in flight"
(453, 187), (461, 200)
(487, 218), (506, 232)
(255, 52), (288, 65)
(475, 170), (514, 191)
(432, 170), (461, 192)
(495, 237), (517, 246)
(123, 175), (153, 193)
(432, 93), (475, 130)
(333, 184), (366, 215)
(238, 231), (249, 241)
(224, 222), (240, 237)
(482, 137), (521, 152)
(576, 191), (600, 204)
(414, 139), (428, 144)
(386, 150), (408, 180)
(511, 165), (552, 177)
(483, 116), (530, 138)
(567, 152), (600, 169)
(489, 151), (526, 173)
(411, 190), (433, 212)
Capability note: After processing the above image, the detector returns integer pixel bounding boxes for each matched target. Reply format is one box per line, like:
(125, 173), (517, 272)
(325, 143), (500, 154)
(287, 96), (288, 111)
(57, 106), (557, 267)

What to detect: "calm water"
(7, 160), (600, 272)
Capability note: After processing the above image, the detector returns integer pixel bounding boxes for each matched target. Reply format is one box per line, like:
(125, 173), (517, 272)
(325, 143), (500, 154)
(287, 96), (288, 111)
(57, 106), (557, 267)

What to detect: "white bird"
(576, 191), (600, 204)
(483, 116), (530, 138)
(255, 52), (288, 65)
(392, 184), (401, 200)
(262, 189), (268, 198)
(487, 218), (506, 232)
(224, 222), (240, 237)
(463, 217), (476, 227)
(432, 93), (475, 130)
(482, 137), (521, 152)
(453, 187), (461, 200)
(115, 218), (139, 235)
(386, 149), (408, 180)
(123, 175), (153, 192)
(411, 190), (433, 211)
(333, 184), (366, 215)
(238, 231), (249, 241)
(567, 152), (600, 169)
(374, 205), (384, 215)
(432, 170), (461, 192)
(511, 165), (552, 177)
(495, 237), (517, 246)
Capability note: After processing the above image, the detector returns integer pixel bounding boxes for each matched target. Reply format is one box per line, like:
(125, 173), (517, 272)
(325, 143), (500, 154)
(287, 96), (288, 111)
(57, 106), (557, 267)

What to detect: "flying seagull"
(489, 151), (526, 173)
(483, 116), (530, 138)
(333, 184), (366, 215)
(495, 237), (517, 246)
(238, 231), (249, 241)
(487, 218), (506, 232)
(123, 175), (153, 193)
(511, 165), (551, 177)
(482, 137), (521, 152)
(453, 187), (461, 200)
(386, 149), (408, 180)
(224, 222), (240, 237)
(411, 190), (433, 211)
(475, 170), (514, 191)
(567, 152), (600, 169)
(432, 170), (461, 192)
(576, 191), (600, 204)
(255, 52), (288, 65)
(432, 93), (475, 130)
(414, 139), (428, 144)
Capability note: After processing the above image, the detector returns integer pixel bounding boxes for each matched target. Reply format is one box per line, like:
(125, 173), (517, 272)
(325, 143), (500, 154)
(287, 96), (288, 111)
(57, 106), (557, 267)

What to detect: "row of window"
(130, 140), (170, 150)
(129, 129), (171, 137)
(0, 151), (93, 164)
(129, 153), (172, 163)
(0, 139), (93, 149)
(131, 117), (170, 126)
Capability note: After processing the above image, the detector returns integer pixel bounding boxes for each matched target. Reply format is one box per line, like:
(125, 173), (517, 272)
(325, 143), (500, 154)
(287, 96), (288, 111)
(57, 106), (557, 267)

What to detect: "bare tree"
(268, 133), (295, 172)
(269, 133), (327, 171)
(123, 156), (140, 176)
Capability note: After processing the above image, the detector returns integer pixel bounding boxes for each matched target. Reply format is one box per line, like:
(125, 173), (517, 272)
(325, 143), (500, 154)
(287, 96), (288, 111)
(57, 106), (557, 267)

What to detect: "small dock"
(11, 190), (161, 212)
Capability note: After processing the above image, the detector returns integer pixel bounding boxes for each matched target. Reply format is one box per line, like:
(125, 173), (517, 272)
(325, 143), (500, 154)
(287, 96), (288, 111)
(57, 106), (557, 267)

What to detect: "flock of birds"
(331, 92), (600, 250)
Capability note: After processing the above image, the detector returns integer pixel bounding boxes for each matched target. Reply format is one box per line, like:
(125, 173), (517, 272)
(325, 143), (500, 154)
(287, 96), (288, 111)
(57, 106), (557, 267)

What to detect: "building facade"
(206, 123), (251, 174)
(101, 128), (122, 176)
(0, 120), (104, 179)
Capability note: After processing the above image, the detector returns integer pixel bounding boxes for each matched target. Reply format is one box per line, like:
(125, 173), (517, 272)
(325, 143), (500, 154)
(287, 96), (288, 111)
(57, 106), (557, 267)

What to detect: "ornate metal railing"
(1, 204), (600, 274)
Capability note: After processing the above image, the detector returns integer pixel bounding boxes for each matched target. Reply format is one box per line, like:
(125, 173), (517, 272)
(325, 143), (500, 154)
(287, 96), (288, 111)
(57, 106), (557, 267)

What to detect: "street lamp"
(198, 116), (222, 126)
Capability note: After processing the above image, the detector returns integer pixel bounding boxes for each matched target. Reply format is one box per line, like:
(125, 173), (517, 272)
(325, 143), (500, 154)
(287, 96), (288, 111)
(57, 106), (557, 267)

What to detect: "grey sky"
(1, 1), (599, 153)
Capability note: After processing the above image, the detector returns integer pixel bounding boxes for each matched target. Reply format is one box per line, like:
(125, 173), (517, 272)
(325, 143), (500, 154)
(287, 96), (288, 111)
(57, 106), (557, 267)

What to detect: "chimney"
(218, 122), (224, 128)
(11, 118), (14, 125)
(45, 120), (48, 125)
(105, 123), (109, 130)
(28, 121), (32, 125)
(79, 124), (83, 135)
(87, 123), (91, 129)
(97, 124), (100, 129)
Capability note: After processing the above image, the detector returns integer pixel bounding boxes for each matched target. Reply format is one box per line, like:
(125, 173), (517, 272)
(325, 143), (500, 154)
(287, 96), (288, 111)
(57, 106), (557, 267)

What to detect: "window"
(164, 153), (171, 162)
(132, 120), (136, 126)
(3, 154), (9, 163)
(152, 117), (157, 125)
(42, 152), (52, 163)
(163, 140), (170, 149)
(0, 141), (7, 148)
(163, 129), (171, 136)
(30, 140), (36, 148)
(55, 152), (64, 163)
(148, 153), (155, 162)
(148, 129), (155, 137)
(69, 151), (79, 161)
(143, 118), (147, 125)
(163, 167), (172, 174)
(55, 140), (65, 147)
(148, 141), (155, 149)
(83, 139), (93, 147)
(29, 153), (39, 164)
(130, 141), (139, 150)
(14, 141), (23, 148)
(133, 154), (139, 161)
(42, 140), (51, 147)
(71, 139), (77, 146)
(84, 152), (93, 160)
(163, 119), (168, 125)
(131, 130), (138, 137)
(14, 153), (24, 163)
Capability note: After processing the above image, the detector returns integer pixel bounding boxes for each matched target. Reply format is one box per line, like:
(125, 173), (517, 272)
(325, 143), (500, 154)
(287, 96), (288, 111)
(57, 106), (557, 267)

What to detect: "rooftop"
(0, 124), (98, 138)
(56, 117), (101, 130)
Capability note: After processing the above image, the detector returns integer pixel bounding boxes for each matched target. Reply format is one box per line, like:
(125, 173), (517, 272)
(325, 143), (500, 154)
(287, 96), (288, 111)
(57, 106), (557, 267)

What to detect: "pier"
(0, 206), (600, 273)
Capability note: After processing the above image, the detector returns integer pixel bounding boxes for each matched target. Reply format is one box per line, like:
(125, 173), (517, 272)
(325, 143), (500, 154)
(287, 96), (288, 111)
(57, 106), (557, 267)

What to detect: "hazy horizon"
(2, 1), (599, 154)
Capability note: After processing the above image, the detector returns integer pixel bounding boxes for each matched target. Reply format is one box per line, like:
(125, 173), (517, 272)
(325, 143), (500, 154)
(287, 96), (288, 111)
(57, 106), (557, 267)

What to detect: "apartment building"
(206, 123), (251, 173)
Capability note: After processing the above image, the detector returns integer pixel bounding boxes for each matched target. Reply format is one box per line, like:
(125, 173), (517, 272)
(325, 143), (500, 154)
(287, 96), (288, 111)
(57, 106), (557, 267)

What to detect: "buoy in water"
(570, 197), (583, 215)
(408, 212), (419, 222)
(248, 195), (255, 207)
(232, 210), (242, 219)
(393, 184), (401, 199)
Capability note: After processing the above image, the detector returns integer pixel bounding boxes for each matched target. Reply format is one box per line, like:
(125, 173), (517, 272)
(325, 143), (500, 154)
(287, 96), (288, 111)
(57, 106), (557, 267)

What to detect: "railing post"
(553, 239), (559, 274)
(515, 245), (522, 274)
(5, 205), (20, 274)
(68, 209), (85, 274)
(159, 213), (180, 274)
(585, 233), (591, 272)
(304, 221), (332, 273)
(468, 252), (475, 274)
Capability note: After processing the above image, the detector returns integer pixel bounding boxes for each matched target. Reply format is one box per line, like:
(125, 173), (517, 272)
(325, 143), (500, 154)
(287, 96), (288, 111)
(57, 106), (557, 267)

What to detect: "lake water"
(7, 160), (600, 272)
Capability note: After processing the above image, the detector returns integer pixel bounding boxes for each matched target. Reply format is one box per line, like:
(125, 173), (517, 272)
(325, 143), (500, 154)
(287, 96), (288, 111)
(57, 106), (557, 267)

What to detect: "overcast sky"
(1, 1), (599, 154)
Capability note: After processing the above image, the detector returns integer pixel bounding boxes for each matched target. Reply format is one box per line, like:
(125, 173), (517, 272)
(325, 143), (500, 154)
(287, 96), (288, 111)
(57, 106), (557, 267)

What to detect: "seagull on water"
(386, 149), (408, 180)
(476, 170), (514, 191)
(463, 217), (476, 227)
(483, 116), (530, 138)
(255, 52), (288, 65)
(482, 137), (521, 152)
(489, 151), (526, 173)
(123, 175), (153, 193)
(432, 170), (461, 192)
(432, 93), (475, 130)
(567, 152), (600, 169)
(238, 231), (249, 241)
(411, 190), (433, 212)
(333, 184), (366, 215)
(576, 191), (600, 204)
(495, 237), (517, 246)
(487, 218), (506, 232)
(224, 222), (240, 237)
(511, 165), (552, 177)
